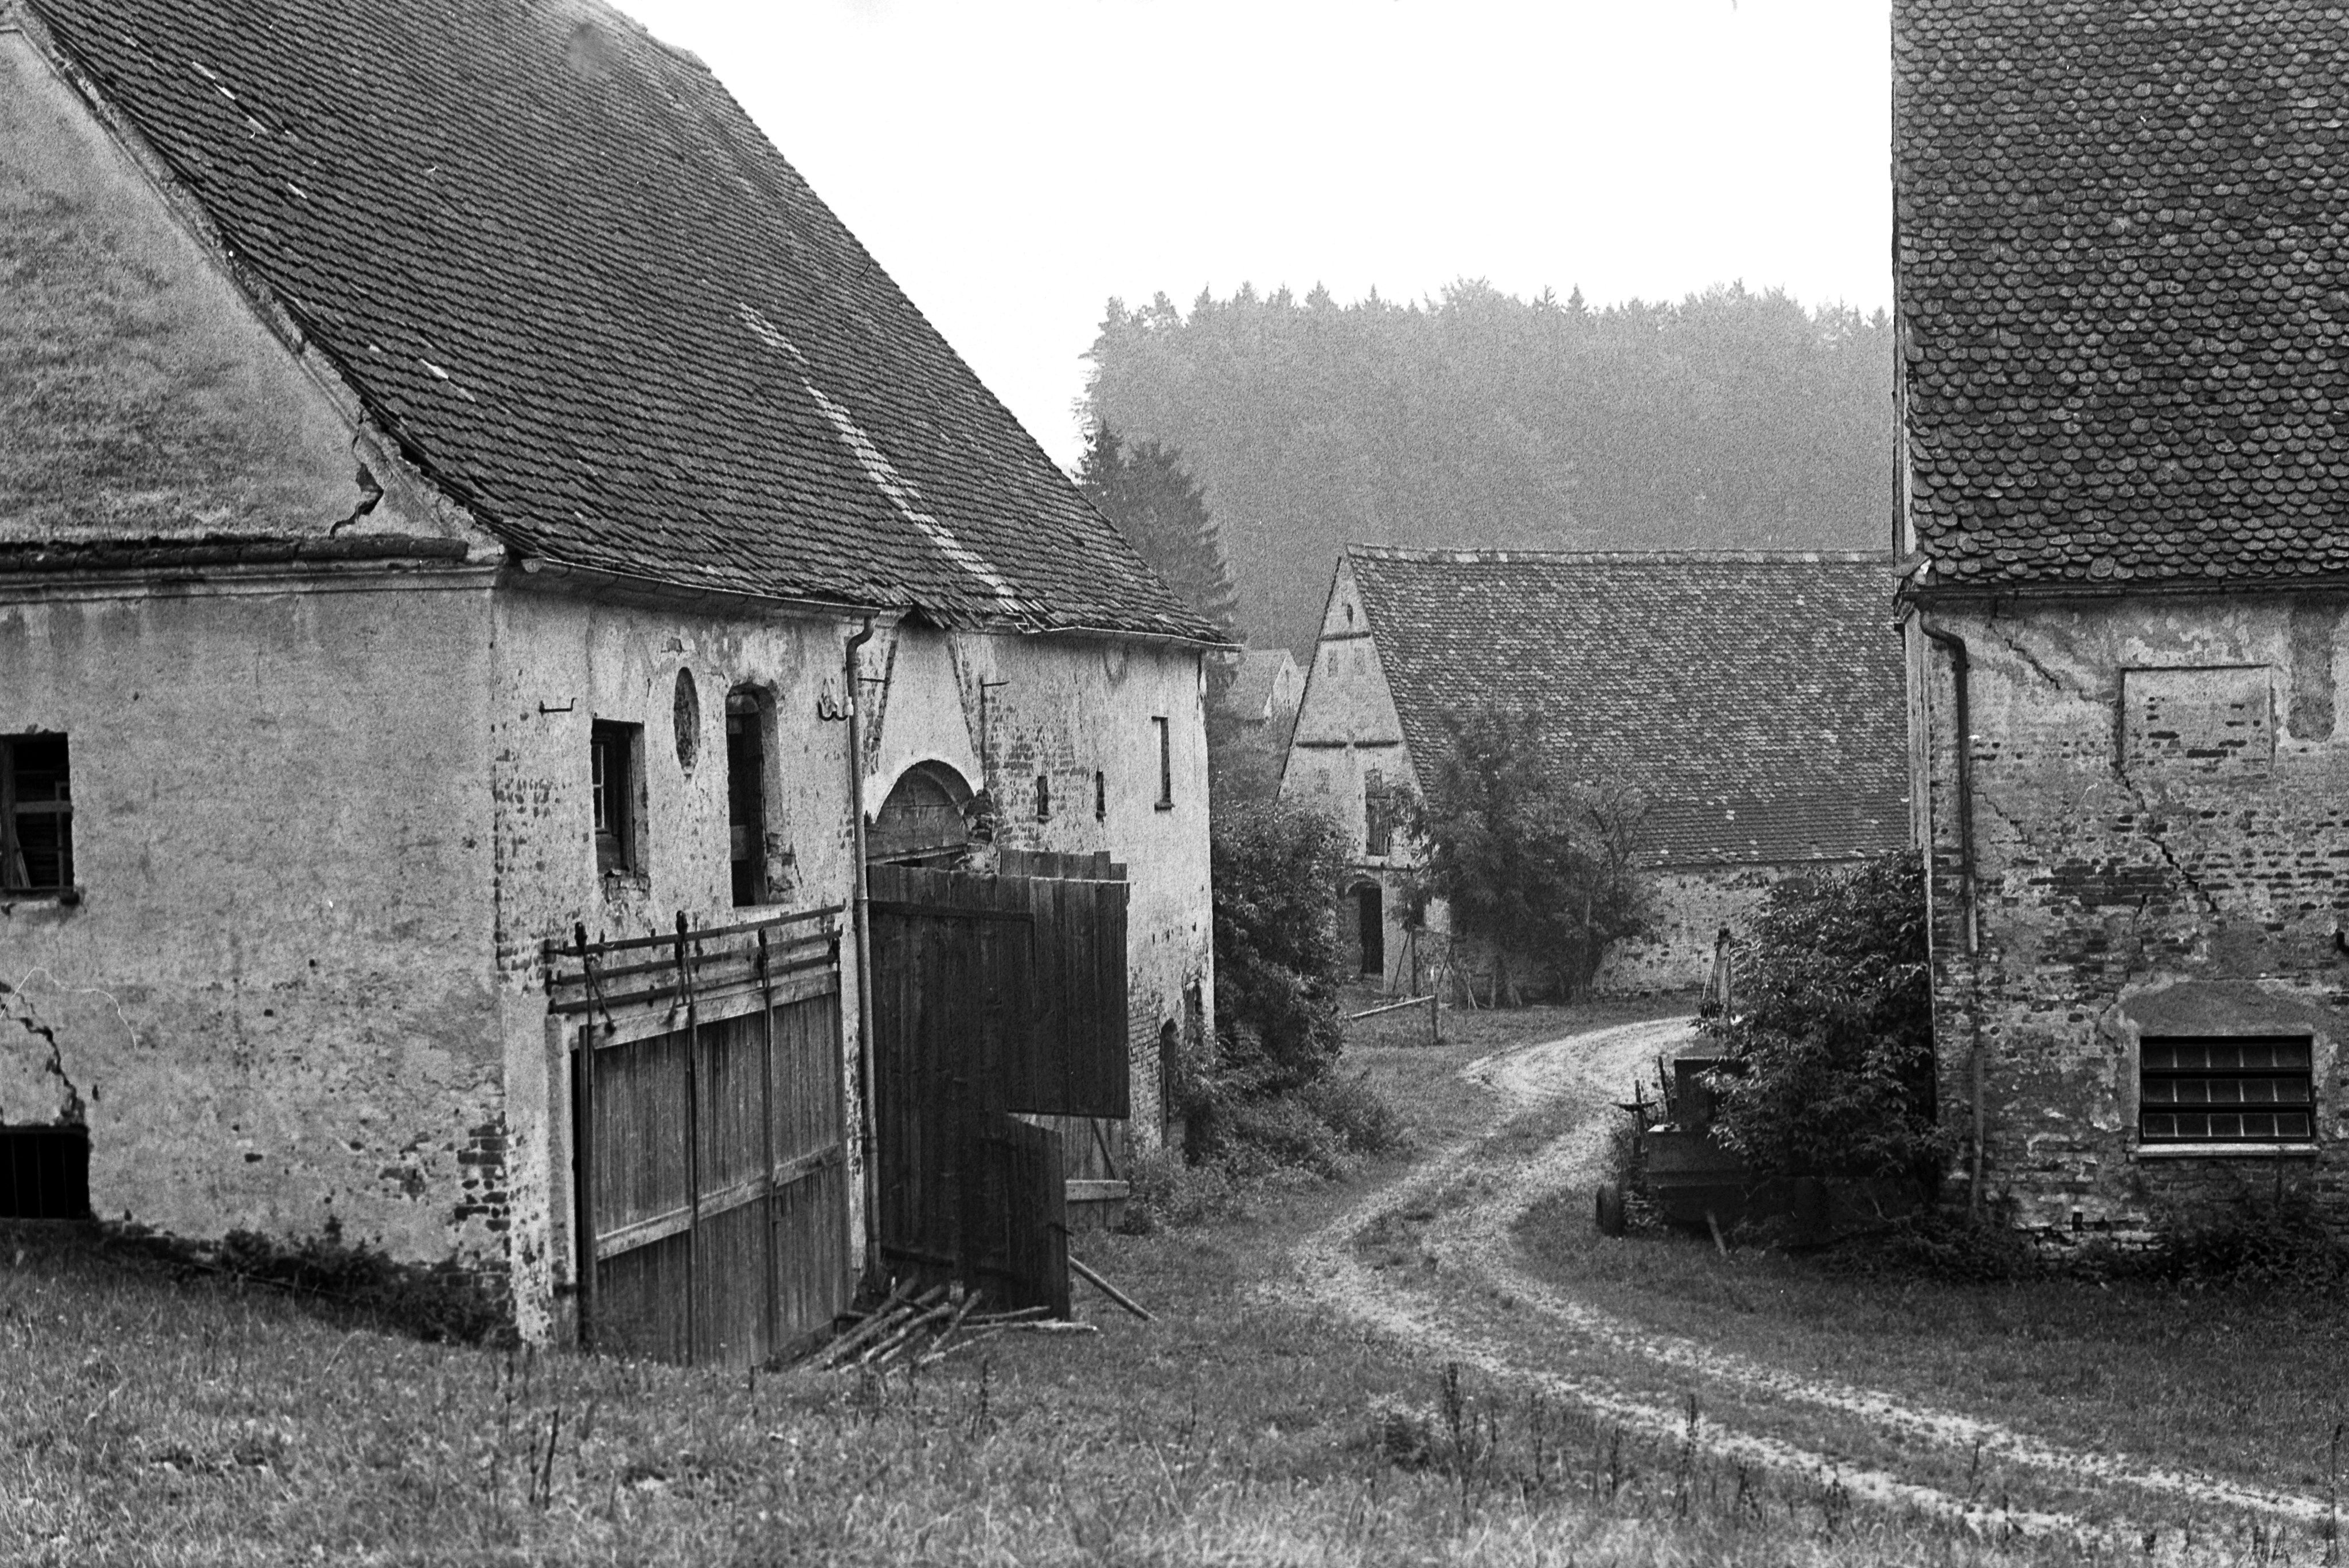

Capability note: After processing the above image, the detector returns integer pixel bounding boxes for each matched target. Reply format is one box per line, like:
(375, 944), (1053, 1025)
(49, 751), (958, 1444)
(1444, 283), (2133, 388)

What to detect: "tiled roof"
(1896, 1), (2349, 589)
(1345, 548), (1907, 867)
(24, 0), (1218, 640)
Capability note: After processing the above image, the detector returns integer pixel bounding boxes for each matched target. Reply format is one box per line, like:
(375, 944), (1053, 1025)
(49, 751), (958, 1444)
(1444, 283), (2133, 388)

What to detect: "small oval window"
(673, 668), (701, 770)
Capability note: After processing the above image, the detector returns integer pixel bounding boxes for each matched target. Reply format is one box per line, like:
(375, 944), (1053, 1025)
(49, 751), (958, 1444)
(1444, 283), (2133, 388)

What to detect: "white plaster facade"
(0, 14), (1216, 1337)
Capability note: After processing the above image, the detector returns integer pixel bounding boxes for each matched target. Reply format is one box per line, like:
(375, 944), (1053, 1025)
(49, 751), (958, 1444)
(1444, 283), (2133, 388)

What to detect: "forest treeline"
(1080, 279), (1893, 652)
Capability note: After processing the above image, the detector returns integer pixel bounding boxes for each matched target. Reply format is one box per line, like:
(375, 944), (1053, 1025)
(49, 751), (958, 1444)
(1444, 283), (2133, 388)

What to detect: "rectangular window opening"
(725, 690), (770, 907)
(1153, 717), (1173, 810)
(1364, 767), (1392, 857)
(590, 720), (644, 877)
(2139, 1034), (2315, 1144)
(1, 734), (73, 895)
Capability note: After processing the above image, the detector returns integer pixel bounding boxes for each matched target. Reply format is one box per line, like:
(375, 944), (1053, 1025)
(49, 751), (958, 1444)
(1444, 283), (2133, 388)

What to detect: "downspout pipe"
(844, 616), (881, 1282)
(1915, 615), (1987, 1221)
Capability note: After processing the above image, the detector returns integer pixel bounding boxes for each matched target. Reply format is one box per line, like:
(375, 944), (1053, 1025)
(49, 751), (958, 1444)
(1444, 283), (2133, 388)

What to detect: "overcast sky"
(617, 0), (1893, 468)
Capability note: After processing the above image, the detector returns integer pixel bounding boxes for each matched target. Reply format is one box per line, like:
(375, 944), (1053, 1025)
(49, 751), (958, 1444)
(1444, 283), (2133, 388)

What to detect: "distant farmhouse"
(0, 0), (1222, 1356)
(1219, 648), (1304, 734)
(1279, 548), (1906, 996)
(1897, 0), (2349, 1235)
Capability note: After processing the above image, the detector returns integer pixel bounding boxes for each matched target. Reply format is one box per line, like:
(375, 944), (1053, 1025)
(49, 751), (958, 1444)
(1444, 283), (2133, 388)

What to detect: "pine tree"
(1072, 423), (1243, 642)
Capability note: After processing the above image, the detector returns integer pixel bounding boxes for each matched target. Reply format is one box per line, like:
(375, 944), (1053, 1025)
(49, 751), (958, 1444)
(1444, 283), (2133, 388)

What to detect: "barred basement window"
(2139, 1035), (2315, 1144)
(1, 734), (73, 894)
(0, 1126), (88, 1219)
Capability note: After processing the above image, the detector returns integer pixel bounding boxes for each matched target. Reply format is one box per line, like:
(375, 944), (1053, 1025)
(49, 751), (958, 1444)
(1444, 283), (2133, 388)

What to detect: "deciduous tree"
(1400, 702), (1650, 1002)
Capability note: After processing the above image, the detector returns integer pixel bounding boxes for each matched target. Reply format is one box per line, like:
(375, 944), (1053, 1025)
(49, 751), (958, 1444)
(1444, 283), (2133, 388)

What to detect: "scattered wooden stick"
(1067, 1254), (1155, 1322)
(811, 1280), (915, 1368)
(821, 1282), (943, 1370)
(937, 1288), (980, 1342)
(964, 1305), (1051, 1326)
(1007, 1320), (1097, 1335)
(865, 1297), (958, 1368)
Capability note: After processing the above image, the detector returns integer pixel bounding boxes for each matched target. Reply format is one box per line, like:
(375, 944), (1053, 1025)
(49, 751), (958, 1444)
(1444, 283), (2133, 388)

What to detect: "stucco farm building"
(1279, 547), (1907, 997)
(0, 0), (1222, 1354)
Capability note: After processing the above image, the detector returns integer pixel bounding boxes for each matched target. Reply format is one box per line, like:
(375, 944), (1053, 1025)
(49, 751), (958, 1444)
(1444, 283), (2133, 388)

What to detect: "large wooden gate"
(867, 860), (1127, 1313)
(548, 909), (852, 1366)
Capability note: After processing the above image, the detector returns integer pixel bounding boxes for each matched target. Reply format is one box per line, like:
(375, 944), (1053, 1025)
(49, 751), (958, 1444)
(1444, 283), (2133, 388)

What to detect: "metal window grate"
(2140, 1034), (2314, 1143)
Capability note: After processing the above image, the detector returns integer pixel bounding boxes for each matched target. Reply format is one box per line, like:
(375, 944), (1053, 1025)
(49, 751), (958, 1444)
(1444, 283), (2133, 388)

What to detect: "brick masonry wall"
(1911, 593), (2349, 1239)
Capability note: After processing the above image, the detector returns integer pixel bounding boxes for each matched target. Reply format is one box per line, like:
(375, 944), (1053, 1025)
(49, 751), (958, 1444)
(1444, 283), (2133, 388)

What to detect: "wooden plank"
(597, 1199), (694, 1258)
(571, 1031), (597, 1348)
(555, 904), (844, 961)
(551, 951), (836, 1015)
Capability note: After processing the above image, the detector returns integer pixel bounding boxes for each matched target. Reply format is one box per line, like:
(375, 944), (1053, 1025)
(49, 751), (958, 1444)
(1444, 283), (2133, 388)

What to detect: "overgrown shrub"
(1211, 799), (1349, 1092)
(1702, 851), (1950, 1200)
(1130, 799), (1408, 1227)
(107, 1217), (512, 1345)
(1297, 1070), (1411, 1158)
(1118, 1148), (1244, 1234)
(1822, 1212), (2046, 1284)
(2126, 1194), (2349, 1293)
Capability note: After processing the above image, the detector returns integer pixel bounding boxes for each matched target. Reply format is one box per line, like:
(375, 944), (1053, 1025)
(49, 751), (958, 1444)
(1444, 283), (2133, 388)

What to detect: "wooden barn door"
(549, 909), (852, 1366)
(867, 860), (1127, 1311)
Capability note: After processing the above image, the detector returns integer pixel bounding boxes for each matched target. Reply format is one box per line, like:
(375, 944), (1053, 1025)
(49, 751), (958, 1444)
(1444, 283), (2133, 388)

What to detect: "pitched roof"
(1345, 548), (1907, 867)
(1220, 647), (1297, 721)
(24, 0), (1218, 640)
(1896, 1), (2349, 591)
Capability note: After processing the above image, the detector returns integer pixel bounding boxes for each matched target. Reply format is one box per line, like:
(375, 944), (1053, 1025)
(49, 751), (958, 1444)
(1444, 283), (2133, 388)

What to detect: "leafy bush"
(1211, 798), (1349, 1092)
(1702, 851), (1950, 1199)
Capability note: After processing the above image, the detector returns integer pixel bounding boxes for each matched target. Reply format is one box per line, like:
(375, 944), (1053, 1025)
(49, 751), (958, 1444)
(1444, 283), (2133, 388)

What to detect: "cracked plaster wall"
(0, 577), (507, 1265)
(490, 605), (1213, 1338)
(1911, 593), (2349, 1237)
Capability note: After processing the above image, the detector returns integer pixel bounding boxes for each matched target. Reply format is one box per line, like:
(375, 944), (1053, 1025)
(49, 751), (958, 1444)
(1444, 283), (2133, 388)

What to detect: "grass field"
(0, 993), (2325, 1564)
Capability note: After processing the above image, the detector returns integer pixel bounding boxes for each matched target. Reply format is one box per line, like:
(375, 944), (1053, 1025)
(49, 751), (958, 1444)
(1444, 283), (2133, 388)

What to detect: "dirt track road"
(1287, 1018), (2330, 1550)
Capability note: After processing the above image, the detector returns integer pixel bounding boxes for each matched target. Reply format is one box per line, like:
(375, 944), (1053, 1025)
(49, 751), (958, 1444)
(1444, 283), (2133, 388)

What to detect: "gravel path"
(1286, 1017), (2332, 1549)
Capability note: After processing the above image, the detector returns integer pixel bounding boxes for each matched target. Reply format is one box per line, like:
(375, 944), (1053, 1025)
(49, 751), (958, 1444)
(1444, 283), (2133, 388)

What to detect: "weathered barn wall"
(1594, 866), (1785, 994)
(0, 569), (505, 1260)
(486, 602), (1212, 1335)
(1911, 593), (2349, 1238)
